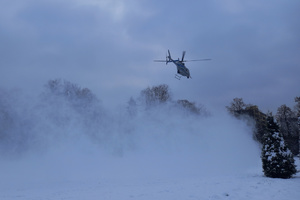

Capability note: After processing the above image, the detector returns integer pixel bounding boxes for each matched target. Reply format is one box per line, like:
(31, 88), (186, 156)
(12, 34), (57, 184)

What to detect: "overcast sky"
(1, 0), (299, 112)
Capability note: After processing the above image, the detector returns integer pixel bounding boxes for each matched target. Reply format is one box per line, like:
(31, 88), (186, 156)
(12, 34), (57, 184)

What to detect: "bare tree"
(176, 99), (208, 115)
(140, 84), (171, 106)
(226, 98), (267, 143)
(226, 98), (247, 116)
(127, 97), (137, 117)
(295, 97), (300, 127)
(276, 104), (299, 155)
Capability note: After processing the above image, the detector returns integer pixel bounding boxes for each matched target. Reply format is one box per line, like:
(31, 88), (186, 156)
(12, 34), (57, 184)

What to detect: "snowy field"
(1, 128), (299, 200)
(1, 173), (300, 200)
(0, 157), (299, 200)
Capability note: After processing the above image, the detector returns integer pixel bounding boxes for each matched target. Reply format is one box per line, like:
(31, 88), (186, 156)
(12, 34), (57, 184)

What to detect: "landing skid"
(175, 74), (182, 80)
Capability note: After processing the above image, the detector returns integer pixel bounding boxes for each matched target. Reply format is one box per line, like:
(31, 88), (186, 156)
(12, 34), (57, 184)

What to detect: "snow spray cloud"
(0, 80), (260, 184)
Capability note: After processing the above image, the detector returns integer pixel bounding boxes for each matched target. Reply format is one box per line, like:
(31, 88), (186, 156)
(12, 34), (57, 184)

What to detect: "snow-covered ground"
(0, 160), (299, 200)
(1, 137), (299, 200)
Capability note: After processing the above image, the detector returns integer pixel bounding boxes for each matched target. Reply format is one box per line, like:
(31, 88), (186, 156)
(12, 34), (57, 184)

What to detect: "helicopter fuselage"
(169, 59), (190, 79)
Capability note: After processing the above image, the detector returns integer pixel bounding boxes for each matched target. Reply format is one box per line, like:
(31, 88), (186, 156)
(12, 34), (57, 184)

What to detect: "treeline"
(226, 97), (299, 179)
(127, 84), (208, 116)
(0, 79), (207, 156)
(0, 79), (107, 155)
(226, 98), (300, 156)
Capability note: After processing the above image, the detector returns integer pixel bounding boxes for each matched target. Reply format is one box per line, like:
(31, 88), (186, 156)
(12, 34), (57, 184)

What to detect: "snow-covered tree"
(261, 115), (297, 179)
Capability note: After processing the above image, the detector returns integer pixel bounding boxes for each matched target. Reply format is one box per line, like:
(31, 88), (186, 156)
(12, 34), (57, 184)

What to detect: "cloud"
(74, 0), (154, 22)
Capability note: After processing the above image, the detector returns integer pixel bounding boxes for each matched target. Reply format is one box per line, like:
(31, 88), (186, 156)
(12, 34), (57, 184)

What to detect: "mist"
(0, 80), (261, 187)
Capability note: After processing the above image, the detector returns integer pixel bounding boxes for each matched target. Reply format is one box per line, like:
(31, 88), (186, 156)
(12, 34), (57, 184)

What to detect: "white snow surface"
(1, 159), (299, 200)
(0, 104), (299, 200)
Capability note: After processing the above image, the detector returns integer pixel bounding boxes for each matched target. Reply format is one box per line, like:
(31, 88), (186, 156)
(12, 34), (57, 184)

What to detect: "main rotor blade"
(154, 60), (166, 62)
(183, 59), (211, 62)
(181, 51), (186, 62)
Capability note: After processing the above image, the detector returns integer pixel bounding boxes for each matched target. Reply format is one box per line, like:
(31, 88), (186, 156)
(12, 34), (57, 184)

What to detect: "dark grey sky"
(1, 0), (299, 111)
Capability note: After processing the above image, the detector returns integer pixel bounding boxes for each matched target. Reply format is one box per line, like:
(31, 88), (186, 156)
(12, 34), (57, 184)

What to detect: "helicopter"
(154, 50), (211, 79)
